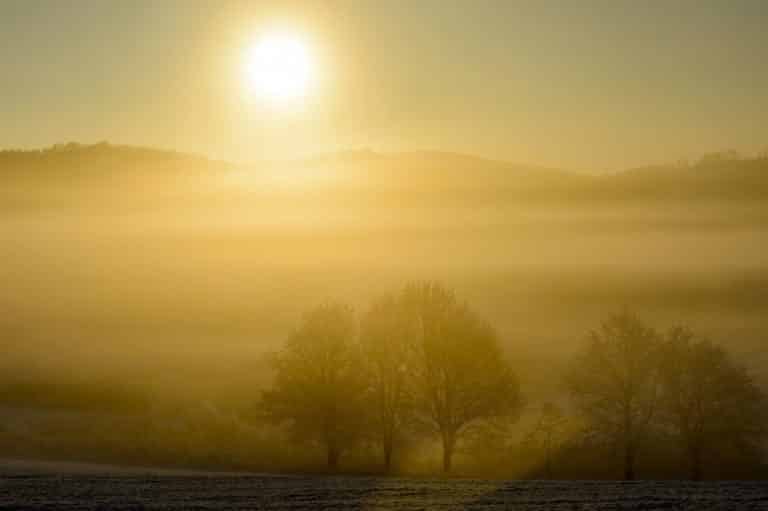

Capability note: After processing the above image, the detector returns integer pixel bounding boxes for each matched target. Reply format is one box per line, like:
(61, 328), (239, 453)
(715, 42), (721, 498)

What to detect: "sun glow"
(244, 31), (314, 105)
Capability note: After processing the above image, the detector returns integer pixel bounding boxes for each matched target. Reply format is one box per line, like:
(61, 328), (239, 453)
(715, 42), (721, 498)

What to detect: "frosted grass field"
(2, 473), (767, 510)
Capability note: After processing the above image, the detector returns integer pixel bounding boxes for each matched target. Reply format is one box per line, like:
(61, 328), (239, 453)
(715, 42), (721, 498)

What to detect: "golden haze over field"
(1, 0), (768, 489)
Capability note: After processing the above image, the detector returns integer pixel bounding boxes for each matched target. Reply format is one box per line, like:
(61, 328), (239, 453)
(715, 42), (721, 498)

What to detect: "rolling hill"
(3, 143), (767, 207)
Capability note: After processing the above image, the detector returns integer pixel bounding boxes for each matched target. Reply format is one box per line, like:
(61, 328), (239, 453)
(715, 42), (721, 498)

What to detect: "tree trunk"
(383, 439), (393, 473)
(545, 442), (553, 479)
(327, 442), (340, 471)
(689, 444), (702, 481)
(442, 431), (455, 473)
(624, 443), (635, 481)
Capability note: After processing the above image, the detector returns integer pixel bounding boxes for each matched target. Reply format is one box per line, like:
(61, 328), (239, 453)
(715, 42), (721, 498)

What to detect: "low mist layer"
(2, 143), (767, 478)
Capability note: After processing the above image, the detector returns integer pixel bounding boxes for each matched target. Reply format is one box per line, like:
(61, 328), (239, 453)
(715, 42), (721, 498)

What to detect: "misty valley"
(1, 144), (767, 485)
(4, 2), (768, 508)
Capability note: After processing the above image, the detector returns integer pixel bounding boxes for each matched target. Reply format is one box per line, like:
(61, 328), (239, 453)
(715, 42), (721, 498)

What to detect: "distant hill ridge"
(2, 142), (768, 201)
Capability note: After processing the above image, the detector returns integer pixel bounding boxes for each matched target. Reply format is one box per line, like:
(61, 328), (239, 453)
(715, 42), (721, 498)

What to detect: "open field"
(2, 472), (767, 510)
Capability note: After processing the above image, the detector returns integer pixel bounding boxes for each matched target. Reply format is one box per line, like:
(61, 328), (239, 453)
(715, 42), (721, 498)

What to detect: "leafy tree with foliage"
(567, 311), (662, 480)
(658, 326), (766, 480)
(402, 281), (521, 473)
(360, 294), (416, 472)
(261, 303), (366, 470)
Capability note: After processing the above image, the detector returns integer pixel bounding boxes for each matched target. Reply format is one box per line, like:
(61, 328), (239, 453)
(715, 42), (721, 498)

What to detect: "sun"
(244, 31), (314, 105)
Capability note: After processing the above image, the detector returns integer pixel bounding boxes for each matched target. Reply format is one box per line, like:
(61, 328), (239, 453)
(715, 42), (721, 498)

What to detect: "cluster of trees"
(260, 282), (766, 479)
(261, 282), (521, 473)
(568, 313), (766, 480)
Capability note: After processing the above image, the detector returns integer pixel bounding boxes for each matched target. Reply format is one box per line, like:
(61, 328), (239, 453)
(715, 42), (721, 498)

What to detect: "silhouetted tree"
(524, 402), (569, 479)
(658, 327), (766, 480)
(403, 282), (521, 473)
(261, 303), (366, 470)
(567, 311), (661, 480)
(360, 294), (415, 472)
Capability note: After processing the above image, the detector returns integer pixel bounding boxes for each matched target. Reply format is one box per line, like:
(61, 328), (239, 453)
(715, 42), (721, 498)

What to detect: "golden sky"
(1, 0), (767, 171)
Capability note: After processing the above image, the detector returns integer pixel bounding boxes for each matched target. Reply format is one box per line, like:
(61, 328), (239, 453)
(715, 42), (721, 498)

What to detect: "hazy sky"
(2, 0), (767, 171)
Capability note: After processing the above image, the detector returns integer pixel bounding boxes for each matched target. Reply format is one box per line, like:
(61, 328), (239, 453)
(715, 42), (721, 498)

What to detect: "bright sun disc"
(245, 32), (314, 104)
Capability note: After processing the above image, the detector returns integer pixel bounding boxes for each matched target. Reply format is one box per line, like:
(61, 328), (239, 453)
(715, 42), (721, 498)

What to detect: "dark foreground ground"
(2, 470), (768, 510)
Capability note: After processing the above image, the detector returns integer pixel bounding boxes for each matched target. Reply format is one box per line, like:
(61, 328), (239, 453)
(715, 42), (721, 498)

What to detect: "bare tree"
(567, 311), (661, 480)
(403, 281), (521, 473)
(261, 303), (366, 470)
(524, 402), (569, 479)
(360, 294), (415, 472)
(659, 326), (766, 480)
